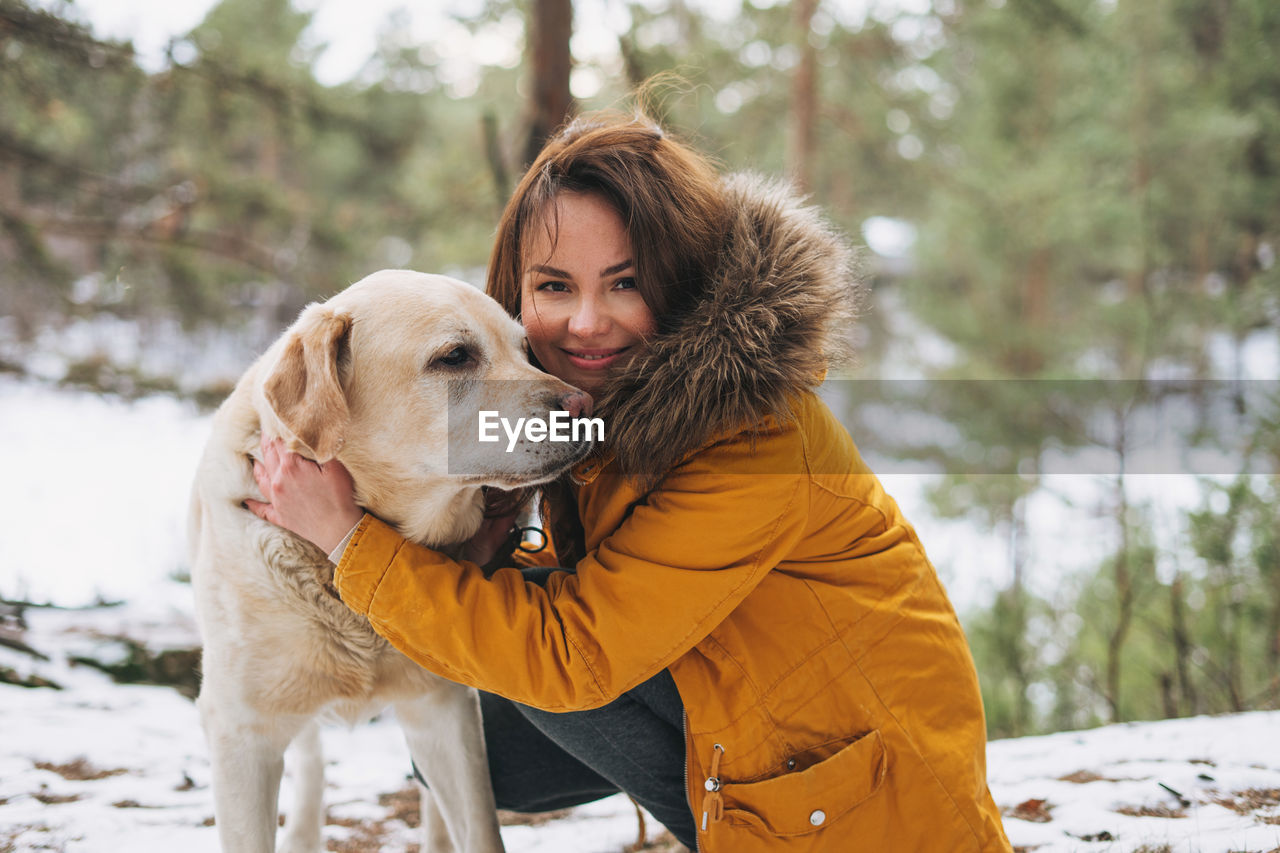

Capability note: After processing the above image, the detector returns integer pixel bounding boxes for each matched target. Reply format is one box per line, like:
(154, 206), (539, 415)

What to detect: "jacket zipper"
(683, 712), (698, 852)
(701, 742), (725, 831)
(685, 715), (727, 852)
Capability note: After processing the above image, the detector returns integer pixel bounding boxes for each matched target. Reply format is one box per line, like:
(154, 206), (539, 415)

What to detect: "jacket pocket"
(720, 729), (887, 837)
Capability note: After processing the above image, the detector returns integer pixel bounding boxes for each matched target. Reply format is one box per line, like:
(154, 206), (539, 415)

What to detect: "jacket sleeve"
(333, 439), (809, 711)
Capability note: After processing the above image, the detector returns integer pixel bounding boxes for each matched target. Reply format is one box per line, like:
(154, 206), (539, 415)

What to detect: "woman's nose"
(567, 296), (610, 338)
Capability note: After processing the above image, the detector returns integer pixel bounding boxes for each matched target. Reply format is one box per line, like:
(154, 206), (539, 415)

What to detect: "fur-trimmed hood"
(593, 172), (864, 483)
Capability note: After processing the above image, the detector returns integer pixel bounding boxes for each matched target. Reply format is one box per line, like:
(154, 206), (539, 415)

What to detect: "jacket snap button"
(809, 809), (826, 826)
(787, 758), (797, 770)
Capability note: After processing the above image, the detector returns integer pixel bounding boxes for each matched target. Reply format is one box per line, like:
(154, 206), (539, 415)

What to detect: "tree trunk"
(1226, 575), (1244, 712)
(1169, 574), (1197, 716)
(1006, 496), (1033, 735)
(1015, 248), (1052, 374)
(523, 0), (574, 168)
(1105, 421), (1133, 724)
(786, 0), (819, 193)
(1269, 592), (1280, 677)
(482, 111), (510, 208)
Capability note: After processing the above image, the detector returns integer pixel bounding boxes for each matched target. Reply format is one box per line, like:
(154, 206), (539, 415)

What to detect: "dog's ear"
(263, 307), (352, 462)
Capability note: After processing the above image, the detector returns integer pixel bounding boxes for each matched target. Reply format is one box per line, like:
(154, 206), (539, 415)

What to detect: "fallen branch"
(0, 631), (49, 661)
(0, 596), (125, 610)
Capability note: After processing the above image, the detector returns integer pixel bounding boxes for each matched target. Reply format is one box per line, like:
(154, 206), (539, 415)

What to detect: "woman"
(249, 111), (1012, 852)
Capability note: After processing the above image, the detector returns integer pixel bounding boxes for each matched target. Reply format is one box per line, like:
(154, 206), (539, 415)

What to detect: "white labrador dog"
(188, 270), (594, 853)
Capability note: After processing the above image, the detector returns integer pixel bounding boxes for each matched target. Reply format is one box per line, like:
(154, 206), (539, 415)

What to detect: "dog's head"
(255, 270), (595, 540)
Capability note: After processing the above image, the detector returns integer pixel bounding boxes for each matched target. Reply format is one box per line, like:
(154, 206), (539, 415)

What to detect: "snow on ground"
(3, 378), (1279, 852)
(3, 594), (1279, 853)
(3, 595), (1278, 852)
(987, 713), (1280, 852)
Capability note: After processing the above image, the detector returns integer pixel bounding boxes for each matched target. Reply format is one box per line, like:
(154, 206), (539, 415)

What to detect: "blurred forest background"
(1, 0), (1277, 739)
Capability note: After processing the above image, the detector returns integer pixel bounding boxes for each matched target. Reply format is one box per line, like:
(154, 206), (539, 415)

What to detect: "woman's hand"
(460, 512), (520, 570)
(458, 488), (523, 572)
(244, 436), (364, 555)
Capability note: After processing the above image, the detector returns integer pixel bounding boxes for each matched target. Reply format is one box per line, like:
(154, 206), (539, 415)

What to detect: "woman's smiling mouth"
(564, 347), (631, 369)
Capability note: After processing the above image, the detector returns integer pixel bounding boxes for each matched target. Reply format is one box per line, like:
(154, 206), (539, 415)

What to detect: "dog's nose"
(559, 390), (593, 419)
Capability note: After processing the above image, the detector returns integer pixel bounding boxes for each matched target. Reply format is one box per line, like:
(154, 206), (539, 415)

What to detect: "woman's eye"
(614, 277), (638, 290)
(437, 346), (471, 367)
(535, 280), (569, 293)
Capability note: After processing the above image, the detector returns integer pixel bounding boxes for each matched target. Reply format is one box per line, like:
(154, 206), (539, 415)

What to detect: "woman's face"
(520, 192), (656, 396)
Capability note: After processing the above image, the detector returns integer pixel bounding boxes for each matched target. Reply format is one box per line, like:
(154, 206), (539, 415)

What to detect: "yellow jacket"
(335, 394), (1010, 851)
(334, 175), (1011, 851)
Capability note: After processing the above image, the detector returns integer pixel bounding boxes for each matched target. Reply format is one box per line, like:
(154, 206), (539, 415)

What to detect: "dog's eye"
(436, 346), (472, 367)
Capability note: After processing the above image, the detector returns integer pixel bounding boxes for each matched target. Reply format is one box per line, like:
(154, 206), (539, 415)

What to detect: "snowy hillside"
(2, 378), (1278, 852)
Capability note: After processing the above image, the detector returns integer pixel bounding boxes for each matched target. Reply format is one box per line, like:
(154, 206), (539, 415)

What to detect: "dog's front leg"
(395, 682), (505, 853)
(199, 693), (306, 853)
(277, 720), (325, 853)
(419, 780), (458, 853)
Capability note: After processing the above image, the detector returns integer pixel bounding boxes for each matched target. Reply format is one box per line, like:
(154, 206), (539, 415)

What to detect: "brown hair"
(486, 111), (728, 329)
(485, 111), (729, 564)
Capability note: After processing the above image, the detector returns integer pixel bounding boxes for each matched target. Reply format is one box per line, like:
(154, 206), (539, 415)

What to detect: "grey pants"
(478, 668), (696, 848)
(414, 669), (695, 848)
